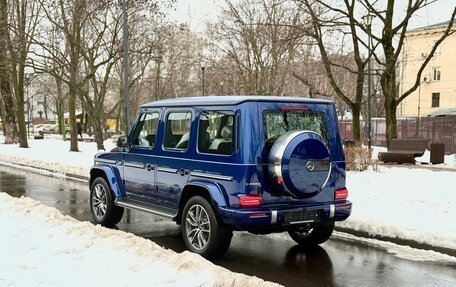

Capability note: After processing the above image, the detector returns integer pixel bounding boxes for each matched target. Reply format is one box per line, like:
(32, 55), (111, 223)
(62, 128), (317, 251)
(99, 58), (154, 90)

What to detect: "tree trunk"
(68, 82), (79, 151)
(351, 106), (361, 143)
(93, 120), (105, 150)
(384, 94), (397, 148)
(382, 61), (398, 147)
(0, 83), (18, 144)
(55, 78), (65, 134)
(0, 0), (18, 144)
(16, 93), (28, 148)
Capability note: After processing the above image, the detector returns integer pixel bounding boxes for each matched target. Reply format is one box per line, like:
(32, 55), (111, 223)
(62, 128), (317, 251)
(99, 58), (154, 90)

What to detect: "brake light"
(280, 107), (309, 112)
(335, 189), (349, 200)
(240, 196), (263, 207)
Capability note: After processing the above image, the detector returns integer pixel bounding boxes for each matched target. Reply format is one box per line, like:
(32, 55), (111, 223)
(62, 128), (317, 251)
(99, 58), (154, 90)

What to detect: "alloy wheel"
(185, 204), (211, 251)
(92, 183), (107, 220)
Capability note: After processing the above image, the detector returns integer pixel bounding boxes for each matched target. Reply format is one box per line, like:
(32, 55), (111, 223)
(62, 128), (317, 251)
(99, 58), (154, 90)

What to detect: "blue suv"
(89, 96), (351, 259)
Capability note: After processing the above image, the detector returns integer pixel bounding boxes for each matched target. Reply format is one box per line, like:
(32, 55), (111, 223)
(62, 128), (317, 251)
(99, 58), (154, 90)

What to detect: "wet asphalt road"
(1, 165), (455, 287)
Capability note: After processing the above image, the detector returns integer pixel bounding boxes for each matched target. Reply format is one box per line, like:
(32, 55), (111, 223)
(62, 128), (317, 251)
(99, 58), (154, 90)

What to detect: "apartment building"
(399, 21), (456, 117)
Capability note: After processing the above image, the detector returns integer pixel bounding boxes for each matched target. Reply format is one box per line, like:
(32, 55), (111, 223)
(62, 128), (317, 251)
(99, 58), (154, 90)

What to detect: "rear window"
(198, 111), (234, 155)
(263, 110), (328, 143)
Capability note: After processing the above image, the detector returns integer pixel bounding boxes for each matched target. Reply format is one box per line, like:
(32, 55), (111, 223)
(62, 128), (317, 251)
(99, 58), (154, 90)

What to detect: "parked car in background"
(43, 124), (58, 134)
(89, 96), (351, 259)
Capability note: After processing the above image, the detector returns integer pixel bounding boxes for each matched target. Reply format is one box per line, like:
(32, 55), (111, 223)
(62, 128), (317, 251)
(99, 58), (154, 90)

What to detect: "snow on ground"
(0, 135), (115, 178)
(0, 192), (279, 287)
(0, 137), (455, 252)
(340, 166), (456, 250)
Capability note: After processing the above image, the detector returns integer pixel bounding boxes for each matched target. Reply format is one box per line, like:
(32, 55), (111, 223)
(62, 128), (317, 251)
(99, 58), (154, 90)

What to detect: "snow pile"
(416, 149), (456, 167)
(340, 166), (456, 250)
(0, 192), (279, 287)
(0, 135), (115, 170)
(332, 232), (456, 263)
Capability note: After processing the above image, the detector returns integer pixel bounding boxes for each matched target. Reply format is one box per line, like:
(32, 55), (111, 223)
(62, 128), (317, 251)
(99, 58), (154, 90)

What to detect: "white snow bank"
(341, 167), (456, 250)
(265, 231), (456, 263)
(415, 149), (456, 167)
(0, 135), (115, 169)
(332, 232), (456, 263)
(0, 193), (279, 287)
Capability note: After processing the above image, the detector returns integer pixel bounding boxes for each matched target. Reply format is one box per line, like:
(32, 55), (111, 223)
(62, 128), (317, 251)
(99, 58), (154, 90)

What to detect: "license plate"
(285, 210), (320, 224)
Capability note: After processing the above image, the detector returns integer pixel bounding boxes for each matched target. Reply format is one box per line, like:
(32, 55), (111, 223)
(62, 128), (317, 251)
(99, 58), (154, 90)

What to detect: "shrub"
(344, 145), (377, 171)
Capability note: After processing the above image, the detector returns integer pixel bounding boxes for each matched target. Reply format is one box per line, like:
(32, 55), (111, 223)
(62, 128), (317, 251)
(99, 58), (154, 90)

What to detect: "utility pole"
(363, 14), (375, 149)
(122, 0), (129, 135)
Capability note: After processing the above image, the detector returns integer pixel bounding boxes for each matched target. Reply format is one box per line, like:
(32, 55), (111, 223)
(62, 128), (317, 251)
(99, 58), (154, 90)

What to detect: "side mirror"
(116, 135), (128, 148)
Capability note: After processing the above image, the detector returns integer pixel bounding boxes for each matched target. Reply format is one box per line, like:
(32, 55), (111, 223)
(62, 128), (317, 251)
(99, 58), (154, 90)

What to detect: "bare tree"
(208, 0), (307, 96)
(295, 0), (375, 142)
(372, 1), (455, 145)
(3, 0), (41, 147)
(297, 0), (456, 145)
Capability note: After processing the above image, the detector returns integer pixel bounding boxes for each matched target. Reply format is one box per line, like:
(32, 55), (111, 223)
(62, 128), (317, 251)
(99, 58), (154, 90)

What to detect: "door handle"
(145, 164), (154, 171)
(178, 168), (188, 176)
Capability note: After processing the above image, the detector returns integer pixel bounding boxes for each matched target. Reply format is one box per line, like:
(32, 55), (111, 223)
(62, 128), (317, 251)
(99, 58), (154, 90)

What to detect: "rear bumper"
(219, 201), (352, 231)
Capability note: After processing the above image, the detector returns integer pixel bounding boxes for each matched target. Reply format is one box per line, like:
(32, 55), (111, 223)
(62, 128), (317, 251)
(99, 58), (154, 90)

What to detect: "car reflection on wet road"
(1, 166), (455, 287)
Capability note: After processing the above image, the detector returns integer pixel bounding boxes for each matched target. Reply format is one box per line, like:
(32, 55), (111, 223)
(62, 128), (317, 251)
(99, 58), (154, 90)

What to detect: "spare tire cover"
(268, 131), (331, 198)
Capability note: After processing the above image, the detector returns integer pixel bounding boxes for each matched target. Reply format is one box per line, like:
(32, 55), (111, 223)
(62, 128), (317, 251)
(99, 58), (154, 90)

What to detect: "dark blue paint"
(91, 96), (351, 232)
(90, 165), (124, 197)
(281, 132), (330, 197)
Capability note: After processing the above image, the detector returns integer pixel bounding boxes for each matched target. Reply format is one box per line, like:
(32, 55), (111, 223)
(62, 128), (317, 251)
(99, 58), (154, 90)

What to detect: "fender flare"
(90, 165), (125, 197)
(180, 181), (228, 209)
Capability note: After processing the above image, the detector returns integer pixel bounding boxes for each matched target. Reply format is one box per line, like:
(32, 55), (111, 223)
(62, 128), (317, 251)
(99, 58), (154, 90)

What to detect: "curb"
(0, 160), (89, 182)
(334, 226), (456, 258)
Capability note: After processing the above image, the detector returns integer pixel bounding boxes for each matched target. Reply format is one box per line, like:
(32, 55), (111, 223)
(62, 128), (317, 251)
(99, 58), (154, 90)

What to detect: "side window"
(131, 112), (159, 147)
(164, 112), (192, 150)
(198, 111), (234, 155)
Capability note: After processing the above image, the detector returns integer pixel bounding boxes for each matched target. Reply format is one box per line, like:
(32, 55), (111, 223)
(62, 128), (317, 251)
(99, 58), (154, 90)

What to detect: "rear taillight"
(239, 196), (263, 207)
(335, 189), (349, 200)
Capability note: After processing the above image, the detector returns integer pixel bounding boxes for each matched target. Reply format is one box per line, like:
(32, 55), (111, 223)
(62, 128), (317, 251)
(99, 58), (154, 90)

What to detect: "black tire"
(90, 177), (124, 227)
(288, 221), (335, 245)
(181, 196), (232, 259)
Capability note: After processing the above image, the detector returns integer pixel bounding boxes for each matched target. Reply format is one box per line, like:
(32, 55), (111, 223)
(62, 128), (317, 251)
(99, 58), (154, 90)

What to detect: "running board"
(115, 198), (176, 219)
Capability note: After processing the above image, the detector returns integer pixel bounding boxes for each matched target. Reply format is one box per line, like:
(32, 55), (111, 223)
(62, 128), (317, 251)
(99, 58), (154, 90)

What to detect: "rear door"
(155, 109), (194, 210)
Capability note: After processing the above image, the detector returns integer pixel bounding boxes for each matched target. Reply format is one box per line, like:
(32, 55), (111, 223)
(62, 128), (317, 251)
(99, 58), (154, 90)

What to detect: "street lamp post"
(25, 74), (32, 138)
(416, 77), (427, 136)
(201, 62), (206, 97)
(122, 0), (129, 136)
(363, 13), (375, 149)
(27, 82), (30, 138)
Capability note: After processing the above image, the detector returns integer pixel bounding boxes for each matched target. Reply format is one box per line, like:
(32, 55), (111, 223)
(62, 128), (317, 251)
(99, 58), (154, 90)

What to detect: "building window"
(433, 41), (441, 55)
(431, 93), (440, 108)
(432, 67), (441, 81)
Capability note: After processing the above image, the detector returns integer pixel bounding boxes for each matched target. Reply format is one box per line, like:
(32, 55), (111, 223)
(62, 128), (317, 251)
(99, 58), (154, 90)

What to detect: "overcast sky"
(168, 0), (455, 32)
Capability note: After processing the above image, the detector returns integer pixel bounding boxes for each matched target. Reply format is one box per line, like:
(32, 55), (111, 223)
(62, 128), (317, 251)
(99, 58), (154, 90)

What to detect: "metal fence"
(339, 117), (456, 153)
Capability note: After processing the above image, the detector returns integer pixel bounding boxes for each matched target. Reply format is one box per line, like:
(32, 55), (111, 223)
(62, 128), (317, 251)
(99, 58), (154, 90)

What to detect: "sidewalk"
(0, 136), (455, 256)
